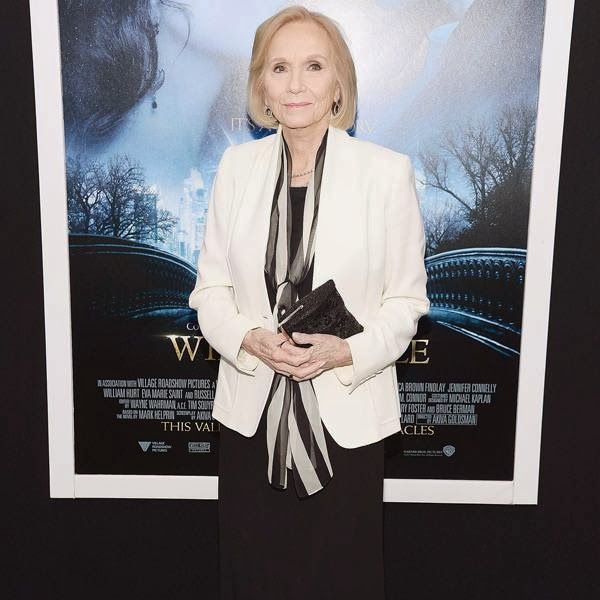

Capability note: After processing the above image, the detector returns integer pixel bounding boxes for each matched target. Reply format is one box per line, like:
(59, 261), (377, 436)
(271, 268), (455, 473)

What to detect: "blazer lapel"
(228, 124), (352, 321)
(228, 125), (282, 319)
(311, 125), (351, 290)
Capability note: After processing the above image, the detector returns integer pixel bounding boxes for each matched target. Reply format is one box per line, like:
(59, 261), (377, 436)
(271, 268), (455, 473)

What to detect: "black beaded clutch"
(277, 279), (363, 343)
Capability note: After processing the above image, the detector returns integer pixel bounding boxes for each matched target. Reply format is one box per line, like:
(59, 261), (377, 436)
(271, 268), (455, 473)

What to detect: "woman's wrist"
(337, 338), (353, 368)
(241, 326), (263, 355)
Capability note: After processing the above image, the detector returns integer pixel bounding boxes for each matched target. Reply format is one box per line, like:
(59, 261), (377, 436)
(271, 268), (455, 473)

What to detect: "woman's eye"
(273, 65), (285, 73)
(308, 62), (322, 71)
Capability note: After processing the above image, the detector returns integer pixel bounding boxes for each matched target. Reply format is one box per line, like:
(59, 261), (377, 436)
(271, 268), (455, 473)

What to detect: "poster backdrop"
(40, 0), (559, 497)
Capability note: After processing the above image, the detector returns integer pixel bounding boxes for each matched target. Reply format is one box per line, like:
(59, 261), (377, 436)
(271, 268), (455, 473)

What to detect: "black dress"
(217, 185), (385, 600)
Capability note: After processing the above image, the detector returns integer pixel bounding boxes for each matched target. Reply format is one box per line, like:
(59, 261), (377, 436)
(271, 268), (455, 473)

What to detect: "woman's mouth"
(284, 102), (311, 108)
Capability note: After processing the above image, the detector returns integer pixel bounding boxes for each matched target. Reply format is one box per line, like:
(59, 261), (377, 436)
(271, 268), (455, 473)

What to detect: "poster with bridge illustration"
(31, 0), (573, 502)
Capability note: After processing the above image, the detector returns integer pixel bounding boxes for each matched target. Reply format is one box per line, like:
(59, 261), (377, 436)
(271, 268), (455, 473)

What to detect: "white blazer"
(189, 123), (430, 448)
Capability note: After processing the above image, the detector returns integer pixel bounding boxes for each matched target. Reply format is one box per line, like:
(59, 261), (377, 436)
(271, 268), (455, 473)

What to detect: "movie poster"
(55, 0), (545, 484)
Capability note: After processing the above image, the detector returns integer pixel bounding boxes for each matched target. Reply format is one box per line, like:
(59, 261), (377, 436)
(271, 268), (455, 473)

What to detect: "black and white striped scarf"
(263, 128), (333, 498)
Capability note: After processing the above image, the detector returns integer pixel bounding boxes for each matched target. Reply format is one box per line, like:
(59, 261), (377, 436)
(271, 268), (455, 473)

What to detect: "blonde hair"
(247, 5), (357, 131)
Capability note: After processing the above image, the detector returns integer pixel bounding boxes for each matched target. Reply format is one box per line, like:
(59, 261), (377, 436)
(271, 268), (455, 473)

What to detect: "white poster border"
(29, 0), (574, 503)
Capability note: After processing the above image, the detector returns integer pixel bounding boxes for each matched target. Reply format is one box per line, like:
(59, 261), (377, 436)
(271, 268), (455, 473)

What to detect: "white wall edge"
(75, 475), (218, 499)
(511, 0), (575, 505)
(384, 479), (514, 504)
(29, 0), (76, 498)
(73, 475), (514, 504)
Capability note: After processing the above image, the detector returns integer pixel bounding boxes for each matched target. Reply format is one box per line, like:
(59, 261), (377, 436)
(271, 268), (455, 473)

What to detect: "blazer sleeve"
(333, 154), (430, 394)
(188, 146), (263, 375)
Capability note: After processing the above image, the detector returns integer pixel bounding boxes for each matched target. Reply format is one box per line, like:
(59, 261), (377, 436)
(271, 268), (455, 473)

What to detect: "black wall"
(3, 2), (598, 598)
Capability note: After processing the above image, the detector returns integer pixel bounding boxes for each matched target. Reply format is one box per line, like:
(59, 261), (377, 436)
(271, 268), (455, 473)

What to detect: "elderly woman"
(189, 5), (429, 599)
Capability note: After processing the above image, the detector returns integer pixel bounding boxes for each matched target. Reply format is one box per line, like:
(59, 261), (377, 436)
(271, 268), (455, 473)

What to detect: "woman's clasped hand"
(241, 328), (352, 381)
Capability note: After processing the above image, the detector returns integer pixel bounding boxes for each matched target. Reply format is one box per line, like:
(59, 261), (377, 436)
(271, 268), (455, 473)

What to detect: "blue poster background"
(58, 0), (545, 478)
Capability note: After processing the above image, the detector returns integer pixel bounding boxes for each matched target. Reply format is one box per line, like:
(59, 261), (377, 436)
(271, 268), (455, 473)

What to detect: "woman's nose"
(288, 68), (304, 93)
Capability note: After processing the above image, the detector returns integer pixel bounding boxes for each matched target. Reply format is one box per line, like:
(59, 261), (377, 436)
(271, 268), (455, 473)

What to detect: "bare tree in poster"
(418, 102), (536, 253)
(423, 199), (464, 256)
(66, 156), (104, 234)
(66, 154), (177, 244)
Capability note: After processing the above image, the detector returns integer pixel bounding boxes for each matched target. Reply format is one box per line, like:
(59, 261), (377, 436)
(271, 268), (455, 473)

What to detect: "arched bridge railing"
(424, 247), (526, 357)
(69, 234), (197, 319)
(69, 236), (527, 355)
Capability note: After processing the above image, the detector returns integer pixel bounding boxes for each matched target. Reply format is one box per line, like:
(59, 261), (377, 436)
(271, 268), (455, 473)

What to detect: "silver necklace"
(291, 168), (314, 178)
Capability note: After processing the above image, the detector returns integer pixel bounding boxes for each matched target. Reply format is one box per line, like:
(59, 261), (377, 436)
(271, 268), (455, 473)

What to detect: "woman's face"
(262, 20), (340, 132)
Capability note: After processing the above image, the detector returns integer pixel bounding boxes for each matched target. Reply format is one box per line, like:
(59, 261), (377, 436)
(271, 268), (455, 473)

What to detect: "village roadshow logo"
(137, 440), (172, 453)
